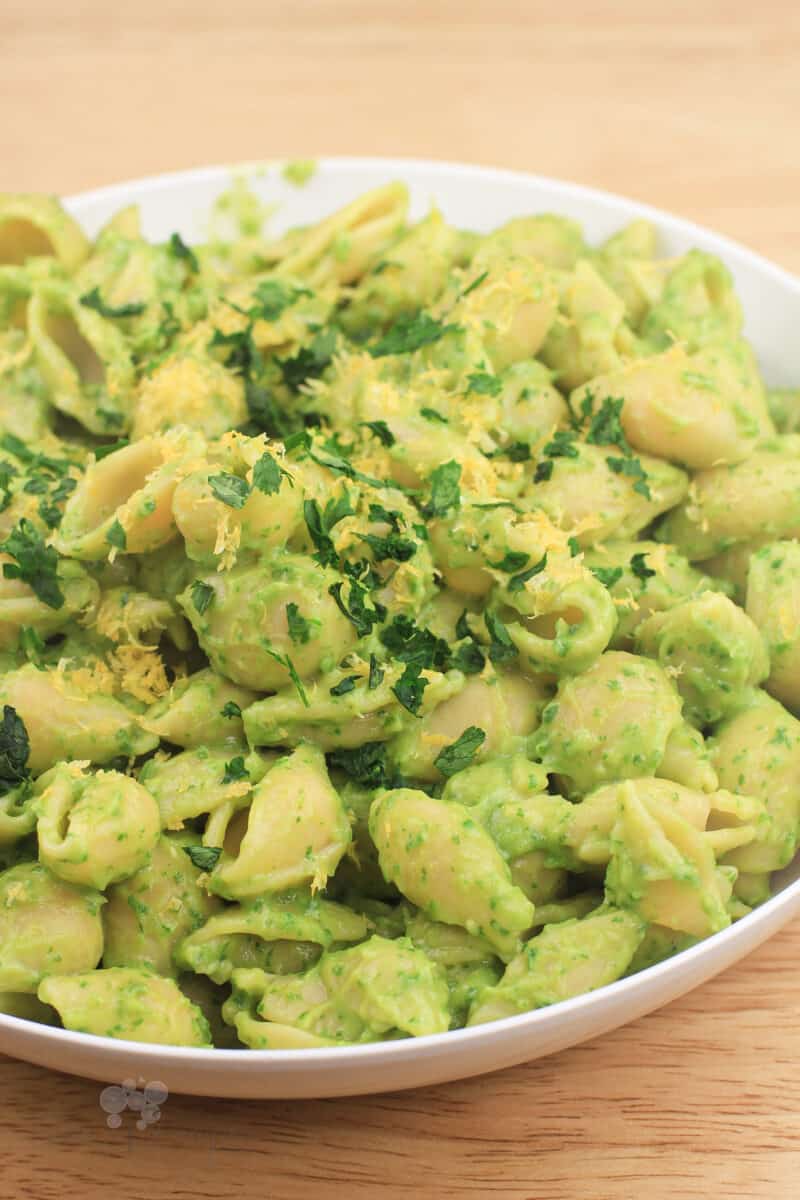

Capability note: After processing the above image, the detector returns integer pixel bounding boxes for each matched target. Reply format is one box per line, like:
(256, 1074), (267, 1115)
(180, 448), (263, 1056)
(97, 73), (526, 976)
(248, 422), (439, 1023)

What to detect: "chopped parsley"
(460, 270), (488, 298)
(209, 325), (262, 379)
(221, 700), (242, 720)
(368, 503), (403, 531)
(191, 580), (215, 615)
(93, 438), (130, 462)
(106, 519), (128, 551)
(359, 420), (395, 447)
(279, 328), (337, 390)
(583, 396), (651, 499)
(329, 580), (386, 638)
(286, 602), (313, 644)
(0, 705), (30, 796)
(489, 550), (530, 573)
(508, 552), (548, 592)
(222, 756), (249, 785)
(2, 520), (64, 609)
(80, 287), (146, 319)
(328, 741), (389, 788)
(369, 312), (459, 358)
(379, 615), (451, 672)
(264, 647), (309, 707)
(420, 407), (448, 424)
(534, 460), (554, 483)
(330, 676), (358, 697)
(542, 430), (580, 459)
(590, 565), (624, 589)
(434, 726), (486, 777)
(183, 845), (222, 872)
(484, 610), (517, 664)
(252, 451), (292, 496)
(19, 626), (46, 665)
(167, 232), (200, 273)
(303, 494), (353, 568)
(208, 472), (250, 509)
(607, 454), (652, 498)
(630, 552), (656, 582)
(358, 531), (417, 563)
(422, 460), (461, 518)
(368, 653), (384, 690)
(251, 279), (311, 321)
(392, 663), (427, 716)
(466, 371), (502, 397)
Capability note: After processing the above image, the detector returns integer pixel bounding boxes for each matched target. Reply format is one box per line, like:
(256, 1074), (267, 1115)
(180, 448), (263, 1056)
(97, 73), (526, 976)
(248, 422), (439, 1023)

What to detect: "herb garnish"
(1, 520), (64, 609)
(434, 726), (486, 777)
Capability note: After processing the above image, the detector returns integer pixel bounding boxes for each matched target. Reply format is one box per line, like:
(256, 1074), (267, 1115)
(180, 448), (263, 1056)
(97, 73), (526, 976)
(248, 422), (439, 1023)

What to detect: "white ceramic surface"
(1, 158), (798, 1099)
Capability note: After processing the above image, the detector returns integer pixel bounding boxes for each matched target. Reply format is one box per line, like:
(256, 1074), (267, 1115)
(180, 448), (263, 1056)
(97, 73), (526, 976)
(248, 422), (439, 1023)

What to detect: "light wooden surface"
(1, 2), (799, 1197)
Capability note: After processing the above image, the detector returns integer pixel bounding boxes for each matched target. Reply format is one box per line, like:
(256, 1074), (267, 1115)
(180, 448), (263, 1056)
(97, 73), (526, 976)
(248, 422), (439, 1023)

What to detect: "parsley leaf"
(420, 407), (448, 424)
(264, 647), (310, 707)
(484, 610), (517, 664)
(379, 615), (451, 671)
(221, 700), (242, 720)
(434, 726), (486, 777)
(251, 279), (311, 321)
(0, 705), (30, 796)
(330, 676), (358, 697)
(208, 473), (250, 509)
(358, 532), (417, 563)
(533, 460), (554, 483)
(454, 610), (488, 673)
(329, 580), (386, 638)
(106, 519), (127, 551)
(489, 550), (529, 573)
(630, 552), (656, 582)
(286, 602), (313, 644)
(209, 325), (262, 380)
(466, 371), (502, 397)
(303, 494), (353, 568)
(508, 552), (548, 593)
(93, 438), (129, 462)
(252, 451), (292, 496)
(422, 460), (461, 518)
(543, 430), (579, 459)
(392, 662), (427, 716)
(607, 454), (652, 499)
(453, 640), (485, 675)
(2, 520), (64, 609)
(368, 503), (403, 531)
(279, 328), (336, 390)
(460, 270), (488, 298)
(222, 756), (249, 784)
(80, 287), (146, 319)
(191, 580), (215, 615)
(168, 232), (200, 273)
(20, 625), (46, 665)
(369, 312), (459, 358)
(368, 653), (384, 690)
(590, 565), (624, 589)
(328, 741), (389, 788)
(359, 420), (395, 447)
(183, 845), (222, 872)
(585, 396), (627, 447)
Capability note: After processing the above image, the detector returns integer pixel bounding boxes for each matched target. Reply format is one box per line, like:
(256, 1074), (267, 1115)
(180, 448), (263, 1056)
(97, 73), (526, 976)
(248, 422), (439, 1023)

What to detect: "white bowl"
(2, 158), (799, 1099)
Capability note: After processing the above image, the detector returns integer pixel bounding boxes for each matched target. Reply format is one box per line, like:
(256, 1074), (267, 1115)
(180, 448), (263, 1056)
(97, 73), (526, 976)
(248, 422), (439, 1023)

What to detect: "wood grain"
(1, 2), (799, 1196)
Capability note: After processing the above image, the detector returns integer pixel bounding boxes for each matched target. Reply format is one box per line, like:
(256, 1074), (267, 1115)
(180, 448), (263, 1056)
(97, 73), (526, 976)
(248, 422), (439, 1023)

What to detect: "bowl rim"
(4, 155), (797, 1071)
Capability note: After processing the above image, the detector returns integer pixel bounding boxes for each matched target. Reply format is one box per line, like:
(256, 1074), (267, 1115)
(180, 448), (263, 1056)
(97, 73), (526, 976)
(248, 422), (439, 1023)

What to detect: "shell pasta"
(0, 178), (796, 1050)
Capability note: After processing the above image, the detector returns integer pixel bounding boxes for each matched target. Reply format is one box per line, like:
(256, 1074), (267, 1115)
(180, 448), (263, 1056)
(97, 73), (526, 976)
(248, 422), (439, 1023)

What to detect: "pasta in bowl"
(0, 159), (799, 1098)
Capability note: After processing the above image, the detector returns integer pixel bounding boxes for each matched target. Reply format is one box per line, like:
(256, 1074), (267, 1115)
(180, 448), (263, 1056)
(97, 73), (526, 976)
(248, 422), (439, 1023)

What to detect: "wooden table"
(1, 2), (799, 1196)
